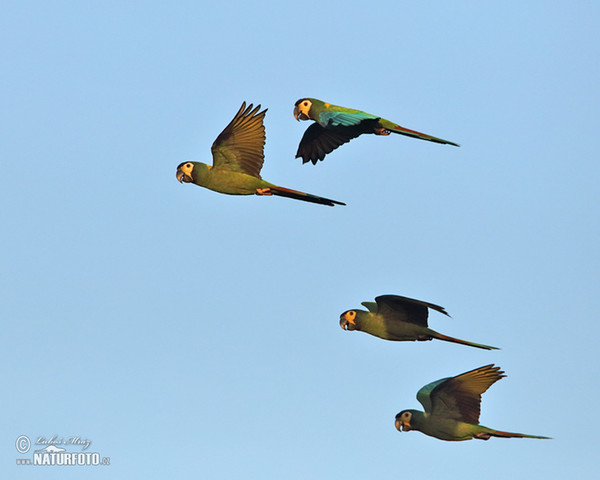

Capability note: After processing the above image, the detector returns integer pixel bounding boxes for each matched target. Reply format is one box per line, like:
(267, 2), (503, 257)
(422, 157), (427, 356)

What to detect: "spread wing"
(295, 123), (363, 165)
(374, 295), (449, 327)
(417, 364), (505, 424)
(211, 102), (267, 177)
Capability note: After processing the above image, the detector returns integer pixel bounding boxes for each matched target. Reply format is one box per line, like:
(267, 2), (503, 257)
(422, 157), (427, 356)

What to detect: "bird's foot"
(375, 127), (391, 136)
(256, 188), (272, 196)
(475, 433), (491, 440)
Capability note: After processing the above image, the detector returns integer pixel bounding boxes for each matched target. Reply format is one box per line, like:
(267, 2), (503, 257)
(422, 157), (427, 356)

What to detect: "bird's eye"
(303, 101), (308, 106)
(186, 163), (192, 168)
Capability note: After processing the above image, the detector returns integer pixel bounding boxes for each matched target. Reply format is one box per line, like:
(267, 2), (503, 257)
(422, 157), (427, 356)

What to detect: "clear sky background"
(2, 1), (599, 478)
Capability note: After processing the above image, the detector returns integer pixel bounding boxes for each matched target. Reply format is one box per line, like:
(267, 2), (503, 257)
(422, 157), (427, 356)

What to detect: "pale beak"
(293, 106), (300, 121)
(176, 169), (184, 183)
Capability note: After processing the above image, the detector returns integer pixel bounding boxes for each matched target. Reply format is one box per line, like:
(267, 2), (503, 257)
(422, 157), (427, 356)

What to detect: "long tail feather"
(269, 186), (345, 207)
(432, 332), (499, 350)
(387, 123), (460, 147)
(487, 429), (551, 440)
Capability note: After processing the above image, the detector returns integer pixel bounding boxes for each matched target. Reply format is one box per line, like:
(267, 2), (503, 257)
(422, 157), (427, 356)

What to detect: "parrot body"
(177, 102), (345, 206)
(293, 98), (459, 164)
(395, 365), (551, 441)
(340, 295), (498, 350)
(399, 410), (548, 441)
(181, 162), (273, 195)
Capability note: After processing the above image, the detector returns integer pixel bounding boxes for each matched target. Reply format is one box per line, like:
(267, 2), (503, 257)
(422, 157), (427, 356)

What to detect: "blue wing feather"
(319, 110), (378, 127)
(416, 377), (451, 414)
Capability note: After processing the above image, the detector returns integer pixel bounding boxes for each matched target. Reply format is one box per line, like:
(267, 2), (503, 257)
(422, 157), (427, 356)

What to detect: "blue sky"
(2, 1), (599, 478)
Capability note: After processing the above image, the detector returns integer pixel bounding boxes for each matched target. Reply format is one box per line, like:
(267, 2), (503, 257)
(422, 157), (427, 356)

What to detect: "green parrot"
(176, 102), (345, 206)
(293, 98), (459, 164)
(339, 294), (497, 350)
(395, 364), (551, 441)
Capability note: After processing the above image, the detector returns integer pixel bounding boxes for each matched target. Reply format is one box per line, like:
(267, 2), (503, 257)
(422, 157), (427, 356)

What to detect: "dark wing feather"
(426, 364), (505, 424)
(211, 102), (267, 177)
(295, 123), (362, 165)
(374, 295), (449, 327)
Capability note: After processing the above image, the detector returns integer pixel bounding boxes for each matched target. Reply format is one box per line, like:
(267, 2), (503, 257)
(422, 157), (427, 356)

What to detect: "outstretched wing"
(417, 364), (505, 424)
(295, 123), (363, 165)
(374, 295), (449, 327)
(211, 102), (267, 177)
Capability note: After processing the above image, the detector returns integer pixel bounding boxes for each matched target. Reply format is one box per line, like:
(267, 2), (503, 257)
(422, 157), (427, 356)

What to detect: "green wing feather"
(360, 301), (378, 313)
(420, 364), (505, 424)
(211, 102), (267, 177)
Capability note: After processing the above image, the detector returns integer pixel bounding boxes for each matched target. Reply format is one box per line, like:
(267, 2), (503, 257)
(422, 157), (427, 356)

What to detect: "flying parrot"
(293, 98), (459, 164)
(176, 102), (345, 206)
(339, 294), (497, 350)
(395, 364), (551, 441)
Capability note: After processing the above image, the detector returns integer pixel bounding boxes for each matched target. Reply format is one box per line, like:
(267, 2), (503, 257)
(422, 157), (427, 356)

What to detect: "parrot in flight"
(339, 294), (497, 350)
(176, 102), (345, 206)
(395, 364), (551, 441)
(293, 98), (459, 164)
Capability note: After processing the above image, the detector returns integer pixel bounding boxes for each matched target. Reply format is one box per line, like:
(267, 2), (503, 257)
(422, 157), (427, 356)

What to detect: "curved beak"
(339, 313), (356, 331)
(293, 106), (310, 121)
(176, 168), (192, 183)
(395, 418), (403, 432)
(395, 417), (410, 432)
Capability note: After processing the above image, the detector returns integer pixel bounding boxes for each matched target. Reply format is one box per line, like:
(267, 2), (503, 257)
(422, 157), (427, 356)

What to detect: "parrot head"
(293, 98), (314, 121)
(339, 310), (358, 331)
(395, 411), (414, 432)
(176, 162), (195, 183)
